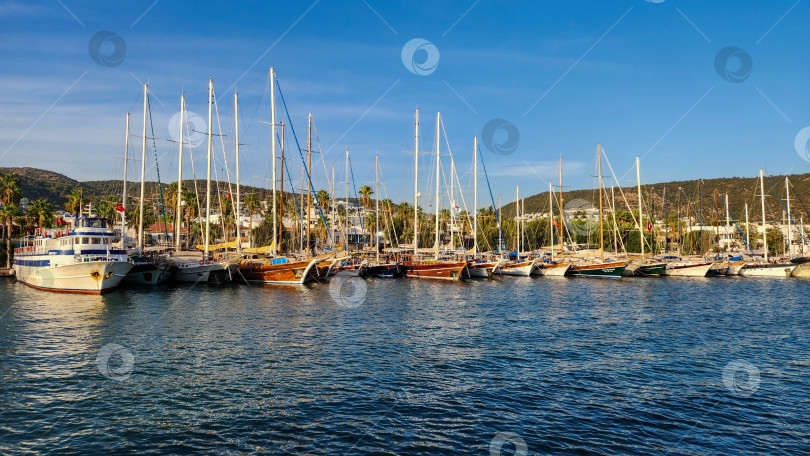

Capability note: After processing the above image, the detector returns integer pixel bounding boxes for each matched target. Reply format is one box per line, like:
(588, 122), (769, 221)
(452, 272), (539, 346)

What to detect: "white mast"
(725, 193), (730, 251)
(175, 94), (184, 251)
(204, 78), (213, 258)
(549, 182), (554, 261)
(636, 156), (644, 256)
(473, 136), (478, 255)
(413, 109), (419, 256)
(375, 154), (380, 263)
(745, 202), (750, 252)
(515, 186), (520, 253)
(434, 112), (441, 260)
(760, 169), (767, 261)
(138, 84), (147, 253)
(234, 92), (242, 253)
(450, 152), (456, 250)
(345, 147), (349, 251)
(122, 112), (129, 249)
(786, 176), (792, 258)
(270, 67), (277, 255)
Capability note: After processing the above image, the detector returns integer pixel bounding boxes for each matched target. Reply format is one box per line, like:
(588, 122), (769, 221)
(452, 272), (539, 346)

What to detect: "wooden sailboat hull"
(124, 263), (171, 285)
(402, 261), (467, 280)
(738, 263), (796, 278)
(727, 260), (746, 276)
(532, 262), (570, 276)
(790, 263), (810, 277)
(238, 257), (323, 285)
(568, 261), (627, 279)
(632, 263), (667, 276)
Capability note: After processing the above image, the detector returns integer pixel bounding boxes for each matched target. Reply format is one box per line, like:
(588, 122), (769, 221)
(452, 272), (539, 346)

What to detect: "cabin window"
(92, 238), (101, 245)
(81, 237), (89, 244)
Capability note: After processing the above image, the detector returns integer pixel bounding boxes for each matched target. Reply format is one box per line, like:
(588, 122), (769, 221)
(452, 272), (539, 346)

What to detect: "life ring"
(199, 260), (205, 265)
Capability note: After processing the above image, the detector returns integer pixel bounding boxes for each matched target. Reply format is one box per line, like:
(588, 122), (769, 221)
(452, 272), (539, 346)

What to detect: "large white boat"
(12, 217), (133, 294)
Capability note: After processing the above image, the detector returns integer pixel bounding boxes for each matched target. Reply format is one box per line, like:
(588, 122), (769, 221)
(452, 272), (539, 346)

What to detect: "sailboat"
(533, 160), (570, 277)
(623, 157), (666, 277)
(123, 85), (171, 285)
(401, 110), (468, 280)
(495, 186), (539, 277)
(465, 136), (501, 278)
(739, 170), (797, 277)
(235, 68), (342, 285)
(169, 79), (234, 284)
(364, 154), (404, 278)
(568, 144), (627, 278)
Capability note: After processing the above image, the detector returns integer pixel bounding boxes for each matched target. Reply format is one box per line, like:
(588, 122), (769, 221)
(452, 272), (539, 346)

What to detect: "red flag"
(647, 221), (653, 233)
(116, 204), (126, 212)
(226, 194), (232, 199)
(56, 218), (67, 225)
(552, 220), (560, 226)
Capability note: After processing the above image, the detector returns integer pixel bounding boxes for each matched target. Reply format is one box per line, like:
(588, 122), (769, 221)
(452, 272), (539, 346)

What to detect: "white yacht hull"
(495, 261), (536, 277)
(738, 264), (796, 278)
(532, 263), (570, 276)
(662, 262), (714, 277)
(13, 261), (133, 294)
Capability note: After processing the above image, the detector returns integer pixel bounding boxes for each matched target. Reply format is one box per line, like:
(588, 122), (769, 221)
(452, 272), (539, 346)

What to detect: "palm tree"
(26, 199), (54, 233)
(65, 188), (82, 215)
(0, 174), (22, 208)
(358, 185), (374, 208)
(1, 204), (22, 268)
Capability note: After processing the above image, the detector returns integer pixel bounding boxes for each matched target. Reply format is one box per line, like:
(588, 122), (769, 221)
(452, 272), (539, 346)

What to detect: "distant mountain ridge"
(4, 166), (810, 224)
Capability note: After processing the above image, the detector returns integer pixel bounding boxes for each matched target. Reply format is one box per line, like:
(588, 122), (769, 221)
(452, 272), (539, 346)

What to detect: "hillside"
(4, 167), (810, 225)
(500, 173), (810, 225)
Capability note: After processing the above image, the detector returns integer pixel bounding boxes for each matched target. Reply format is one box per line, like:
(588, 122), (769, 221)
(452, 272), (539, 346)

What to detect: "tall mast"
(699, 179), (703, 255)
(745, 202), (750, 252)
(375, 154), (380, 263)
(306, 113), (312, 253)
(760, 169), (767, 261)
(331, 162), (335, 249)
(522, 199), (526, 253)
(234, 92), (242, 253)
(786, 176), (792, 258)
(611, 186), (618, 254)
(450, 153), (456, 250)
(725, 193), (730, 250)
(122, 112), (129, 249)
(663, 186), (668, 253)
(473, 136), (478, 254)
(299, 164), (304, 252)
(548, 182), (554, 260)
(598, 144), (604, 261)
(138, 84), (148, 253)
(413, 109), (419, 255)
(270, 67), (277, 255)
(636, 156), (644, 256)
(558, 156), (563, 252)
(279, 122), (285, 253)
(678, 187), (682, 256)
(204, 78), (213, 258)
(345, 147), (349, 252)
(434, 112), (441, 260)
(175, 95), (184, 252)
(515, 186), (520, 253)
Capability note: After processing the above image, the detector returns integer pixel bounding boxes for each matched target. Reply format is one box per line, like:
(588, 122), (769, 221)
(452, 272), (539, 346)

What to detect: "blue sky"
(1, 0), (809, 206)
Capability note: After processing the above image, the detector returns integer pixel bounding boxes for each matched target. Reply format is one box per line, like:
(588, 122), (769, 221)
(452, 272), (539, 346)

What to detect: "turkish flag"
(116, 204), (126, 212)
(552, 220), (560, 226)
(647, 221), (652, 233)
(56, 219), (67, 225)
(226, 194), (232, 199)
